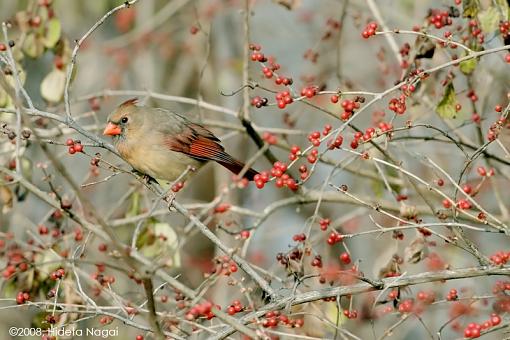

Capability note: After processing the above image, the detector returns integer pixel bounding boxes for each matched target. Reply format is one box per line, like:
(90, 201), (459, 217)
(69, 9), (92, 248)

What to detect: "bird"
(103, 98), (259, 183)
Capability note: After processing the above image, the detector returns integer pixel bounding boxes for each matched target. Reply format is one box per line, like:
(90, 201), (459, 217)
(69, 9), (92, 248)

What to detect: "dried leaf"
(40, 68), (66, 103)
(137, 222), (180, 267)
(23, 33), (45, 58)
(462, 0), (481, 18)
(44, 18), (61, 48)
(436, 83), (457, 119)
(478, 6), (501, 34)
(404, 237), (429, 264)
(0, 186), (13, 213)
(460, 57), (477, 74)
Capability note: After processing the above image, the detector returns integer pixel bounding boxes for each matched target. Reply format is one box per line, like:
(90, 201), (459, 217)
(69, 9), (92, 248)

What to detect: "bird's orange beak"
(103, 122), (122, 136)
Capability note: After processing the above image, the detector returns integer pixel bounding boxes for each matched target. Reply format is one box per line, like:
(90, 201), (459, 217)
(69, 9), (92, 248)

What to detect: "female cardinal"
(103, 98), (258, 182)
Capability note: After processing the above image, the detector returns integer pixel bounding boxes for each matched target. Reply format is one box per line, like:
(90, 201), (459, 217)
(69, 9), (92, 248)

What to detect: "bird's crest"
(119, 97), (139, 109)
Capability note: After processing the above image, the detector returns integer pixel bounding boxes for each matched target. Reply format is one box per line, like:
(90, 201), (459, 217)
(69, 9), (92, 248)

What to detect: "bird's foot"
(131, 169), (159, 185)
(162, 192), (177, 209)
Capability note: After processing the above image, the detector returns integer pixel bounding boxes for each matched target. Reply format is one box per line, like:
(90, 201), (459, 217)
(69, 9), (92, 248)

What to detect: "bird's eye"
(121, 117), (129, 124)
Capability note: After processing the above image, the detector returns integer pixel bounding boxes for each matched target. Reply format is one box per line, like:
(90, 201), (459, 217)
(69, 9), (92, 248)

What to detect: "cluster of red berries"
(250, 96), (268, 108)
(16, 291), (30, 304)
(400, 83), (416, 96)
(457, 199), (472, 210)
(298, 165), (309, 181)
(468, 20), (484, 44)
(261, 310), (303, 328)
(271, 161), (298, 190)
(300, 85), (319, 98)
(249, 44), (267, 62)
(262, 132), (277, 145)
(339, 252), (351, 264)
(275, 90), (293, 109)
(327, 135), (343, 150)
(288, 145), (300, 161)
(226, 300), (244, 315)
(339, 99), (360, 120)
(398, 299), (414, 313)
(343, 309), (358, 319)
(311, 255), (322, 268)
(428, 9), (453, 29)
(319, 218), (330, 231)
(361, 22), (378, 39)
(464, 314), (501, 339)
(292, 233), (306, 242)
(171, 181), (184, 193)
(66, 139), (83, 154)
(493, 280), (510, 294)
(307, 131), (322, 147)
(487, 116), (507, 141)
(306, 148), (319, 164)
(466, 89), (478, 102)
(500, 20), (510, 38)
(416, 290), (436, 304)
(326, 231), (343, 245)
(253, 171), (270, 189)
(214, 255), (238, 276)
(91, 272), (115, 287)
(446, 288), (458, 301)
(49, 268), (65, 280)
(185, 301), (215, 320)
(489, 250), (510, 265)
(388, 95), (407, 114)
(350, 131), (365, 149)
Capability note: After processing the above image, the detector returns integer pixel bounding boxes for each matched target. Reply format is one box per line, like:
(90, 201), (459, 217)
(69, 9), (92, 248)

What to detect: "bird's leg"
(131, 169), (159, 185)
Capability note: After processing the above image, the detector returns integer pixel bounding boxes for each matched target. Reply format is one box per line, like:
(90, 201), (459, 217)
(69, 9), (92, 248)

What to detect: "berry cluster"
(388, 95), (407, 114)
(300, 85), (319, 98)
(361, 22), (378, 39)
(487, 116), (507, 142)
(16, 291), (30, 304)
(446, 288), (458, 301)
(226, 300), (244, 315)
(185, 301), (215, 321)
(343, 309), (358, 319)
(467, 20), (484, 44)
(49, 268), (65, 280)
(261, 310), (304, 328)
(250, 96), (268, 108)
(292, 233), (306, 242)
(326, 231), (343, 245)
(427, 9), (453, 29)
(171, 181), (184, 193)
(271, 161), (298, 190)
(489, 250), (510, 265)
(288, 145), (300, 161)
(275, 90), (293, 109)
(306, 148), (319, 164)
(500, 20), (510, 39)
(311, 254), (323, 268)
(253, 171), (270, 189)
(463, 314), (501, 338)
(339, 99), (360, 120)
(262, 131), (277, 144)
(319, 218), (330, 231)
(398, 299), (414, 313)
(66, 139), (84, 154)
(298, 165), (309, 181)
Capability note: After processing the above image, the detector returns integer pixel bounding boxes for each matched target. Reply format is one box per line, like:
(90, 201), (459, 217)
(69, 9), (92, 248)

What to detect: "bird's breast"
(116, 139), (202, 182)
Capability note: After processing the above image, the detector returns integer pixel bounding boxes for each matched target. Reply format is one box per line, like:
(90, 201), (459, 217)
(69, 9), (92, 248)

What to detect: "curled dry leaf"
(0, 186), (13, 213)
(40, 68), (66, 103)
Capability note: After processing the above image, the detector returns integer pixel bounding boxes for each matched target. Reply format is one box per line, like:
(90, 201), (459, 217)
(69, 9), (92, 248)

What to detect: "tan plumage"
(103, 99), (258, 182)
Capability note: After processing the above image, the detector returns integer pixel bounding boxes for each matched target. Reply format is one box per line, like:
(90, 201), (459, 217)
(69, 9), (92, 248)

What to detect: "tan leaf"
(40, 68), (66, 103)
(0, 186), (13, 213)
